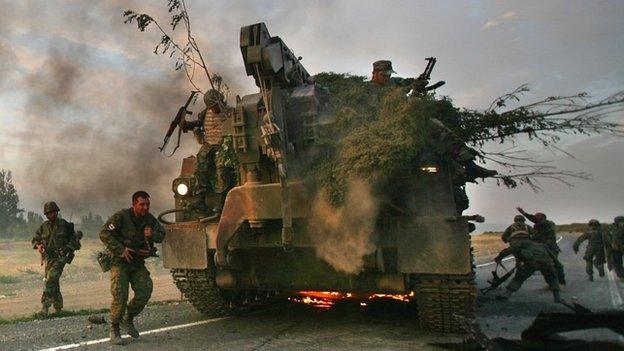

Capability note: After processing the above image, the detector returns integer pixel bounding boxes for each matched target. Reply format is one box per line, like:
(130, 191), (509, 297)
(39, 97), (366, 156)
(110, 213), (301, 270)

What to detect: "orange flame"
(290, 291), (413, 309)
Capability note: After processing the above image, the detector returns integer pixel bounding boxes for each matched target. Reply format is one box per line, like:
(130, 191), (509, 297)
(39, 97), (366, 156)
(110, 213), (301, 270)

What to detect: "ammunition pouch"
(97, 251), (112, 272)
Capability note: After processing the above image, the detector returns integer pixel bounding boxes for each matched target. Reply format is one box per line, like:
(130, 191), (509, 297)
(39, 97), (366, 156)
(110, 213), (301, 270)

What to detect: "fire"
(289, 291), (414, 308)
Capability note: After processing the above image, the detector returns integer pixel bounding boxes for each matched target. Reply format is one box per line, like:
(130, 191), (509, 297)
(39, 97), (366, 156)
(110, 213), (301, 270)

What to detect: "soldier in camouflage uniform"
(573, 219), (605, 281)
(610, 216), (624, 279)
(31, 201), (80, 315)
(494, 216), (563, 303)
(181, 89), (236, 214)
(516, 207), (566, 284)
(99, 191), (165, 345)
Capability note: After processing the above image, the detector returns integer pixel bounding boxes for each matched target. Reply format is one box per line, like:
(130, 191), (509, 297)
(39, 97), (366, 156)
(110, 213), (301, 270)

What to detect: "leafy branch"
(445, 86), (623, 188)
(123, 0), (227, 100)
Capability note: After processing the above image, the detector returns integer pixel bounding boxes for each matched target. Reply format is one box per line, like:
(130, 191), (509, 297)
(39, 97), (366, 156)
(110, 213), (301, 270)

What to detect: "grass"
(0, 275), (20, 284)
(0, 308), (109, 325)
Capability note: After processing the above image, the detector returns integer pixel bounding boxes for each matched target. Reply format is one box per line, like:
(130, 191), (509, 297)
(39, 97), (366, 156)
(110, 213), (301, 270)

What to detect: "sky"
(0, 0), (623, 230)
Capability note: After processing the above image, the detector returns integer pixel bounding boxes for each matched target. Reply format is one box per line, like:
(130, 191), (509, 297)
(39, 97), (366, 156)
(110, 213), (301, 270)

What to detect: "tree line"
(0, 169), (104, 240)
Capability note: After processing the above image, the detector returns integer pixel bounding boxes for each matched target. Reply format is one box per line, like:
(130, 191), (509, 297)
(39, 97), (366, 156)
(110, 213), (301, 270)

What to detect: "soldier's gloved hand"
(144, 226), (153, 239)
(36, 244), (45, 254)
(121, 247), (135, 263)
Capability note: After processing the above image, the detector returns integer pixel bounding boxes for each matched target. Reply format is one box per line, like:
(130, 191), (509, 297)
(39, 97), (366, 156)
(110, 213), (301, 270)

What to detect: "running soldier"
(573, 219), (605, 281)
(100, 191), (165, 345)
(31, 201), (81, 315)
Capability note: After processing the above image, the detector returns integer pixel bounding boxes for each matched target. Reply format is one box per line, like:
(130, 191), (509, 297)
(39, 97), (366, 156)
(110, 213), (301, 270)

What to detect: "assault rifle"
(413, 57), (445, 93)
(480, 263), (517, 294)
(159, 91), (199, 156)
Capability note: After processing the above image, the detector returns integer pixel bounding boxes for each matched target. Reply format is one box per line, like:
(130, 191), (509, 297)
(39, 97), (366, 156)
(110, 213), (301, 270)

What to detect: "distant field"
(0, 238), (180, 318)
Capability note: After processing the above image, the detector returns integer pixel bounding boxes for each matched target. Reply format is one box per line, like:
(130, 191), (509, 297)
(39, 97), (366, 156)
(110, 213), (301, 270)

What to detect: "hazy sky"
(0, 0), (622, 230)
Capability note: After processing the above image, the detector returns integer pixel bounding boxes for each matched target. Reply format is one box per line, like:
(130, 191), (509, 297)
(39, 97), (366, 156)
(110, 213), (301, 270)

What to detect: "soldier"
(502, 215), (534, 245)
(99, 191), (165, 345)
(31, 201), (80, 315)
(573, 219), (606, 281)
(371, 60), (422, 89)
(494, 231), (563, 303)
(516, 207), (566, 284)
(181, 89), (236, 214)
(610, 216), (624, 279)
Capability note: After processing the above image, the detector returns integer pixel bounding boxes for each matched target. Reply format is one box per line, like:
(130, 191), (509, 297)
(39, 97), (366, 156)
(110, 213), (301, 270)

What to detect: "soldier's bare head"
(132, 191), (150, 217)
(535, 212), (547, 221)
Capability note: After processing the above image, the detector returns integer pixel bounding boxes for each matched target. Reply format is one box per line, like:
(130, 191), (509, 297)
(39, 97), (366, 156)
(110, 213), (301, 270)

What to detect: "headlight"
(420, 166), (438, 173)
(176, 183), (189, 196)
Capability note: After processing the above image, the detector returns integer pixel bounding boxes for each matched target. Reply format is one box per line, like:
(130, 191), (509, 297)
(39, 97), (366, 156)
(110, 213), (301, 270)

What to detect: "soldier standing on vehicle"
(573, 219), (606, 281)
(31, 201), (80, 315)
(610, 216), (624, 280)
(181, 89), (236, 214)
(494, 230), (563, 303)
(516, 207), (566, 284)
(99, 191), (165, 345)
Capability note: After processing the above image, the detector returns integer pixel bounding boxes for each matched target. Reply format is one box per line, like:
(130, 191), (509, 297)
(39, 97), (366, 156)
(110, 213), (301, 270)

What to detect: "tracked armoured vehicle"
(160, 23), (478, 333)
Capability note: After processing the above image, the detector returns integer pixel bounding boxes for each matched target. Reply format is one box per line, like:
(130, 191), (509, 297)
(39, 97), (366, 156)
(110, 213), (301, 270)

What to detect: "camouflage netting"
(305, 72), (463, 204)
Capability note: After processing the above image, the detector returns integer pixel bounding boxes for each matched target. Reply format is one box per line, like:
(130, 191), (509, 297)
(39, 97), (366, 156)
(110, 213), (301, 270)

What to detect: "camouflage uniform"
(99, 208), (165, 324)
(573, 221), (605, 280)
(31, 216), (79, 311)
(495, 237), (561, 300)
(522, 212), (566, 284)
(611, 217), (624, 278)
(184, 90), (236, 211)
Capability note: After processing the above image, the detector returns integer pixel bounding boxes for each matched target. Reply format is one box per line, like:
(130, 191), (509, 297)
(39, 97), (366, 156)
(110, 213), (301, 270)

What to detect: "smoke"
(8, 2), (193, 217)
(309, 180), (378, 274)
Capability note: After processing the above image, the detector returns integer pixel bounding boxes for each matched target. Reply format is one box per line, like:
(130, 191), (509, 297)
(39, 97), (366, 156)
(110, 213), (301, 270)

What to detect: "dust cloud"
(309, 180), (378, 274)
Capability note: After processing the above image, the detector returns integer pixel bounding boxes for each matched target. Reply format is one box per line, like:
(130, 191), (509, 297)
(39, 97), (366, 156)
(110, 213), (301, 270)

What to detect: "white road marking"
(606, 266), (623, 308)
(476, 236), (563, 268)
(38, 317), (229, 351)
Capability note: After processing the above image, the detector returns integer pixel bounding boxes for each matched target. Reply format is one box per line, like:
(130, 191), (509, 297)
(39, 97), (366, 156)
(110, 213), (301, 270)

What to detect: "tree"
(0, 169), (23, 232)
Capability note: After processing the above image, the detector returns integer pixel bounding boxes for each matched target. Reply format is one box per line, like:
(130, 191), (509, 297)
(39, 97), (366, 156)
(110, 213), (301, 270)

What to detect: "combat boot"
(598, 267), (605, 277)
(110, 322), (123, 345)
(122, 314), (140, 338)
(588, 275), (594, 282)
(552, 290), (564, 303)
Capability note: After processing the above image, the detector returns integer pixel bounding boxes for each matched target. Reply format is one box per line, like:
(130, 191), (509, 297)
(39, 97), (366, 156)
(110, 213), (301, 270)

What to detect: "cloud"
(481, 11), (518, 30)
(481, 20), (500, 30)
(501, 11), (517, 20)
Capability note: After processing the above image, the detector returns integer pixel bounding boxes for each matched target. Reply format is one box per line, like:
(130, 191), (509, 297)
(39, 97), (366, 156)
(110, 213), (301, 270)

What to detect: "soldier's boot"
(122, 314), (140, 338)
(109, 322), (123, 345)
(588, 274), (594, 281)
(598, 266), (605, 277)
(552, 290), (564, 304)
(495, 289), (513, 301)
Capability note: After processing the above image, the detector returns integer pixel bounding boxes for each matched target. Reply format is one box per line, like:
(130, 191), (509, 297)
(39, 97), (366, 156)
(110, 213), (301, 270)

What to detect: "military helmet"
(588, 219), (600, 227)
(203, 89), (224, 108)
(514, 215), (525, 223)
(615, 216), (624, 223)
(372, 60), (396, 76)
(43, 201), (60, 214)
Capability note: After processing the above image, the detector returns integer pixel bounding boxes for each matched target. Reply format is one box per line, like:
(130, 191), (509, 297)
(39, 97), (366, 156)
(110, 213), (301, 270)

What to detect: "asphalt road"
(1, 234), (622, 351)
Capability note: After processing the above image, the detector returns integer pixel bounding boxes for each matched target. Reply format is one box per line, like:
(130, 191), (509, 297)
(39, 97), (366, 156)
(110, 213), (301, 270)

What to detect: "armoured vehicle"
(160, 23), (477, 333)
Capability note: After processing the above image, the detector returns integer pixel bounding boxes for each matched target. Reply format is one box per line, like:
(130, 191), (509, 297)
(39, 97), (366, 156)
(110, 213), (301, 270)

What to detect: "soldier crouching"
(31, 201), (80, 315)
(99, 191), (165, 345)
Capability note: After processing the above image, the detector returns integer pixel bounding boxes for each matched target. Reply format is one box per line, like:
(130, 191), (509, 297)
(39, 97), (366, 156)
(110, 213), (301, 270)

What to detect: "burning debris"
(288, 291), (414, 309)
